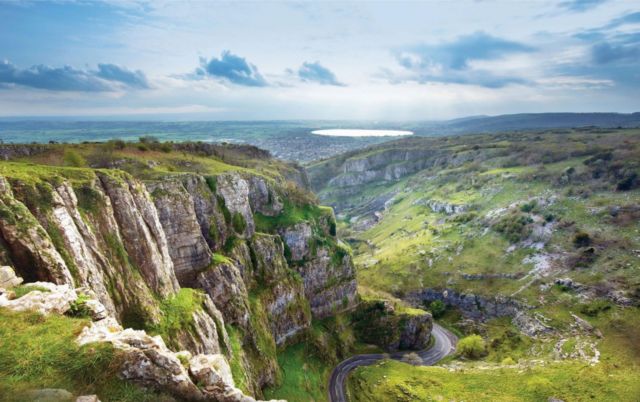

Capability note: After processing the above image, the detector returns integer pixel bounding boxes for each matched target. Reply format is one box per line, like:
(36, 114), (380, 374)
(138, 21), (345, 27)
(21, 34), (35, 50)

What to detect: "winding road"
(328, 324), (458, 402)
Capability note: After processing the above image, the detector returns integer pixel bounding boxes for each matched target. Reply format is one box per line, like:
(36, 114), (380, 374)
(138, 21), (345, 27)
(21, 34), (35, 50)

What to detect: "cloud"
(96, 64), (150, 89)
(197, 51), (268, 87)
(399, 32), (535, 71)
(0, 60), (150, 92)
(297, 62), (345, 86)
(605, 11), (640, 29)
(592, 42), (640, 64)
(558, 0), (606, 12)
(390, 32), (535, 88)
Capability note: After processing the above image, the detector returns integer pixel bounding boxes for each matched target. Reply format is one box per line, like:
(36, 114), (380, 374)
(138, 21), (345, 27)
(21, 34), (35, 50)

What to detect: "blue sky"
(0, 0), (639, 120)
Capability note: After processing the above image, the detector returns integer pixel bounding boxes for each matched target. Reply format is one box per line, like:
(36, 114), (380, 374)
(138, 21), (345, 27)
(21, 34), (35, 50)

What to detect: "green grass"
(226, 325), (251, 394)
(12, 285), (51, 299)
(254, 201), (333, 233)
(148, 288), (205, 348)
(0, 308), (166, 401)
(347, 359), (640, 402)
(263, 343), (330, 402)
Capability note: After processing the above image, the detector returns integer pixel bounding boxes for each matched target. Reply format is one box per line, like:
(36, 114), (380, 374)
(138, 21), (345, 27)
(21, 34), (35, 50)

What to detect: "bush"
(573, 231), (591, 248)
(493, 213), (533, 243)
(232, 212), (247, 234)
(616, 173), (637, 191)
(62, 149), (86, 167)
(579, 300), (611, 317)
(427, 300), (446, 319)
(520, 200), (537, 213)
(457, 335), (486, 359)
(109, 139), (127, 150)
(139, 135), (159, 144)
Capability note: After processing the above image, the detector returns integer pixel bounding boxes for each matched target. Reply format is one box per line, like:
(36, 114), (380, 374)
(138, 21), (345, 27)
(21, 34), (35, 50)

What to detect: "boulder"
(0, 265), (22, 289)
(0, 282), (77, 315)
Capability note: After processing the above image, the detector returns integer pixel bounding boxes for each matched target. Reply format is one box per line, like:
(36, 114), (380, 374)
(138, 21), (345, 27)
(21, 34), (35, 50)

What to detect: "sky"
(0, 0), (639, 120)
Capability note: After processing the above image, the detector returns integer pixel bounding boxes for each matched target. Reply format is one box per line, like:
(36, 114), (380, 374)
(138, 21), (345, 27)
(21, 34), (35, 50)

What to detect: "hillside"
(310, 127), (640, 400)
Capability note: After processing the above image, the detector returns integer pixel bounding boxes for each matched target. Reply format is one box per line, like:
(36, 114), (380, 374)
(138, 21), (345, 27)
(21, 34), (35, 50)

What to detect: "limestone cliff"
(0, 157), (357, 400)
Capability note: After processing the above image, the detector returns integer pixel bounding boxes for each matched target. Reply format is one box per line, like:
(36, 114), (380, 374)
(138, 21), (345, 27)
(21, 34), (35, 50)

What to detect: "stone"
(216, 173), (255, 238)
(279, 223), (312, 261)
(76, 396), (101, 402)
(24, 388), (73, 402)
(98, 173), (179, 298)
(189, 354), (235, 388)
(0, 265), (22, 289)
(0, 282), (77, 315)
(84, 299), (108, 321)
(0, 178), (74, 285)
(399, 312), (433, 350)
(149, 180), (213, 286)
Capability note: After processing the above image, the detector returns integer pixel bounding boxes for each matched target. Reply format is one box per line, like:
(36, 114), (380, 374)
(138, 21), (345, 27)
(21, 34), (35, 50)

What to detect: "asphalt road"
(328, 324), (458, 402)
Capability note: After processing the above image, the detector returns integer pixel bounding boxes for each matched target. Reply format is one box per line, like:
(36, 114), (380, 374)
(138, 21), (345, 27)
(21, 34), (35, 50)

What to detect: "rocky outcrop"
(279, 223), (312, 261)
(98, 173), (179, 298)
(197, 260), (251, 327)
(296, 246), (358, 318)
(413, 198), (467, 215)
(399, 313), (433, 350)
(250, 233), (311, 345)
(78, 318), (280, 402)
(216, 173), (255, 238)
(149, 180), (213, 285)
(247, 176), (283, 217)
(48, 182), (117, 315)
(0, 178), (74, 285)
(352, 300), (433, 352)
(181, 175), (229, 252)
(0, 265), (22, 289)
(409, 288), (528, 321)
(0, 281), (78, 315)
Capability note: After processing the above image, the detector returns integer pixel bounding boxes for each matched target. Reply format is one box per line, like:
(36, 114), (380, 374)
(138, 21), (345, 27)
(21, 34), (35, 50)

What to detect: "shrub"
(427, 300), (446, 319)
(579, 300), (611, 317)
(520, 200), (537, 213)
(616, 173), (637, 191)
(232, 212), (247, 234)
(68, 294), (92, 318)
(139, 135), (159, 144)
(110, 139), (127, 150)
(573, 231), (591, 248)
(159, 142), (173, 153)
(457, 335), (486, 359)
(62, 149), (87, 167)
(494, 213), (533, 243)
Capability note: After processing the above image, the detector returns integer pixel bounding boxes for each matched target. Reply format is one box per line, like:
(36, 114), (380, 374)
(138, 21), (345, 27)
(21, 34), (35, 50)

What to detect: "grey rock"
(149, 180), (213, 286)
(98, 173), (179, 298)
(279, 222), (312, 261)
(24, 388), (74, 402)
(0, 265), (22, 289)
(216, 173), (255, 238)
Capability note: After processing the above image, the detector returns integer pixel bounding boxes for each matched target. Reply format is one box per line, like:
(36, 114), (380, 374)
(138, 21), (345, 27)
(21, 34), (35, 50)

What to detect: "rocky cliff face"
(0, 163), (357, 399)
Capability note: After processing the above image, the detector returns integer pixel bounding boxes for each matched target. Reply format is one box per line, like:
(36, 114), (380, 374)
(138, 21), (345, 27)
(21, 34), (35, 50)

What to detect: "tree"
(457, 335), (486, 359)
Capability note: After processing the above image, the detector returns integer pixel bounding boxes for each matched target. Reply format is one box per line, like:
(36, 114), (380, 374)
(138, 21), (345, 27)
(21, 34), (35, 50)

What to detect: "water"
(311, 129), (413, 137)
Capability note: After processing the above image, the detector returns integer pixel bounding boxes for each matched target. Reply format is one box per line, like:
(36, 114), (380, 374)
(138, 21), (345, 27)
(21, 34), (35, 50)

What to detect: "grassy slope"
(348, 359), (640, 402)
(0, 308), (165, 402)
(320, 129), (640, 401)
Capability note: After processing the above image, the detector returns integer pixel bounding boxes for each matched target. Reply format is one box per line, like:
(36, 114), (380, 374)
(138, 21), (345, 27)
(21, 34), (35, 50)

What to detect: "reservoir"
(311, 129), (414, 137)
